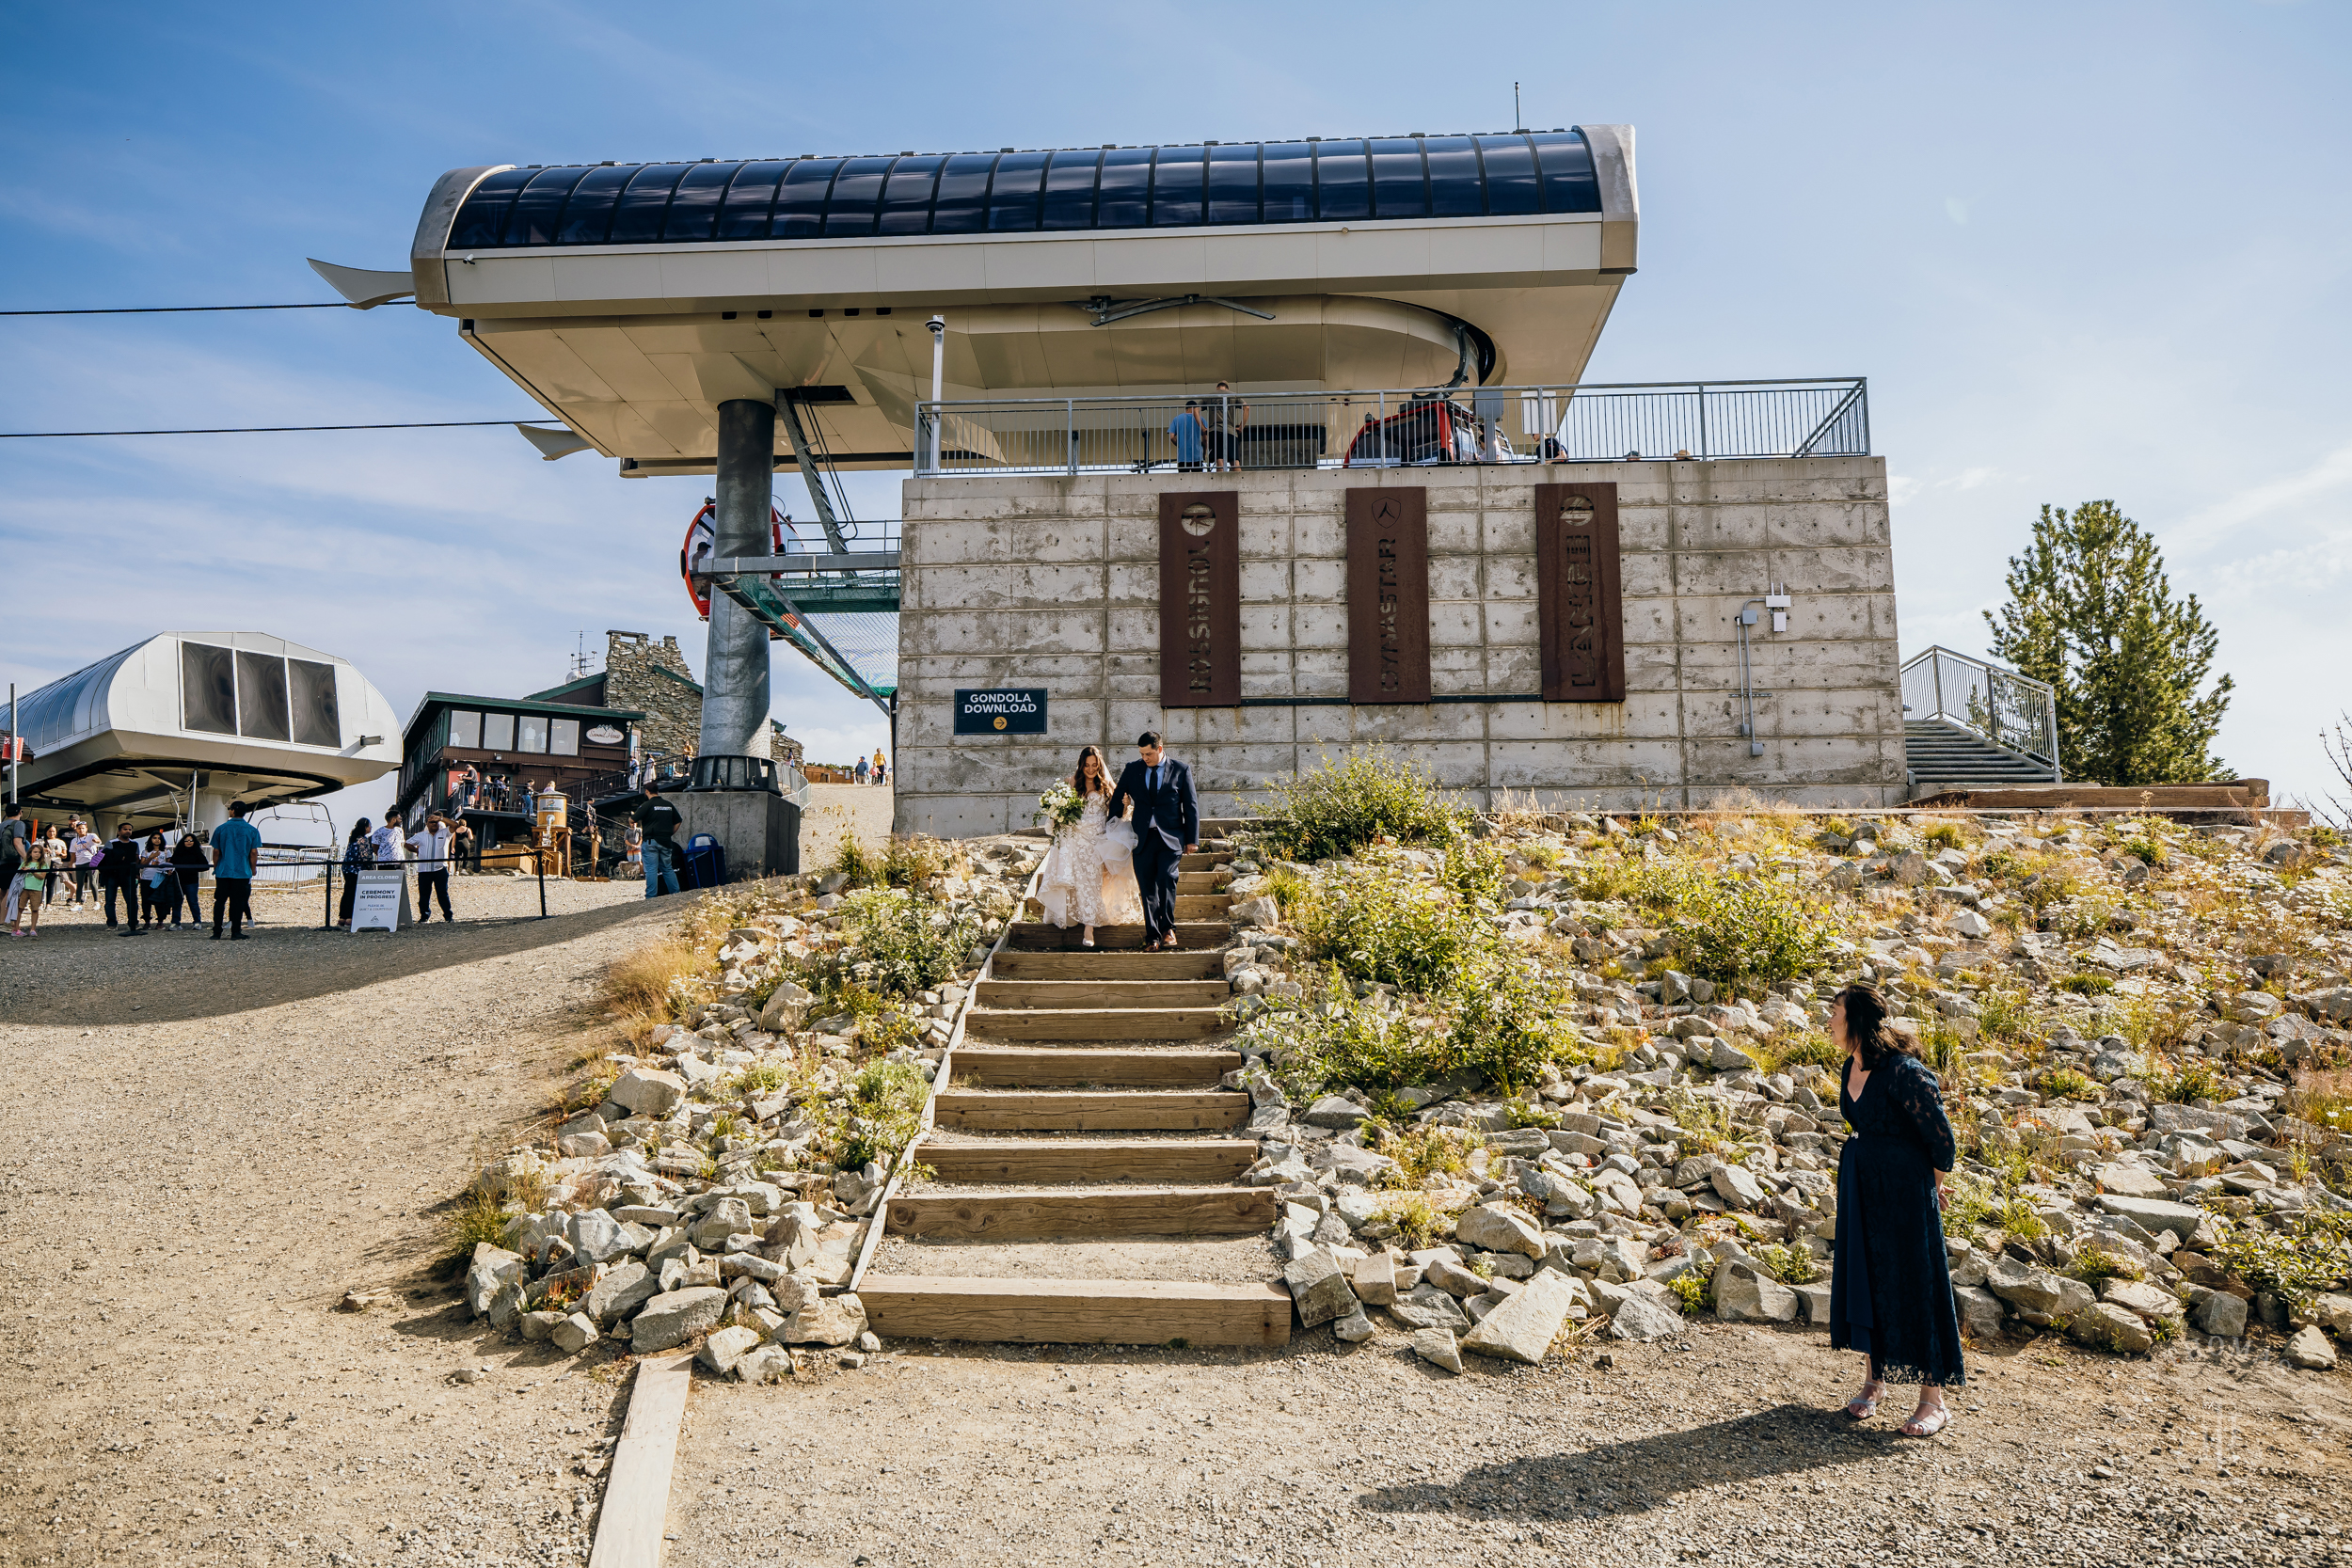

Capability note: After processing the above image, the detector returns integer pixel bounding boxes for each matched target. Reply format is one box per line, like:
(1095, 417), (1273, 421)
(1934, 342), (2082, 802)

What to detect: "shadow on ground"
(1357, 1404), (1899, 1520)
(0, 896), (675, 1025)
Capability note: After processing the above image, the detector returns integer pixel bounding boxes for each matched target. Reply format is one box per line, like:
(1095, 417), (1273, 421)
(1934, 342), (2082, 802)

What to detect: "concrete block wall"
(893, 459), (1905, 835)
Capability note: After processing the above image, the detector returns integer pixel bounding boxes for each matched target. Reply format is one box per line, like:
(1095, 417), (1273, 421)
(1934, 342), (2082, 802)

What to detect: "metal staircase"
(1899, 647), (2063, 797)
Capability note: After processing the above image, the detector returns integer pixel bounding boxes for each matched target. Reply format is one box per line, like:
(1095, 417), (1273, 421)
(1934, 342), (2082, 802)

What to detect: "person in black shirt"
(170, 831), (209, 926)
(99, 824), (146, 932)
(638, 787), (683, 897)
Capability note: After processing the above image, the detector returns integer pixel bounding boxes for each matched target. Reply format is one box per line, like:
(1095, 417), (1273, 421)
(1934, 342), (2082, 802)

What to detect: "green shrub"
(1659, 873), (1837, 995)
(834, 889), (982, 999)
(1754, 1241), (1819, 1285)
(1443, 954), (1581, 1091)
(2036, 1067), (2098, 1101)
(2057, 973), (2116, 996)
(2201, 1214), (2352, 1317)
(1381, 1192), (1446, 1249)
(1246, 969), (1446, 1099)
(832, 1058), (930, 1172)
(1668, 1271), (1712, 1315)
(2147, 1054), (2222, 1104)
(2070, 1245), (2144, 1283)
(1922, 822), (1966, 850)
(882, 834), (949, 888)
(1378, 1124), (1474, 1186)
(1976, 988), (2038, 1043)
(1256, 748), (1470, 862)
(1771, 1033), (1844, 1072)
(830, 837), (884, 889)
(1293, 856), (1499, 993)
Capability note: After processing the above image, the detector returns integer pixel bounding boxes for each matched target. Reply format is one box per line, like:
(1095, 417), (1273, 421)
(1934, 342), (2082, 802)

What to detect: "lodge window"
(549, 718), (580, 755)
(483, 712), (515, 751)
(448, 710), (481, 749)
(517, 715), (550, 752)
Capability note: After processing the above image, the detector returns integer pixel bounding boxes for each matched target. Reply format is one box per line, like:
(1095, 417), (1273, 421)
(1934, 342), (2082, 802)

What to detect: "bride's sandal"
(1900, 1402), (1949, 1437)
(1081, 927), (1096, 949)
(1844, 1381), (1883, 1421)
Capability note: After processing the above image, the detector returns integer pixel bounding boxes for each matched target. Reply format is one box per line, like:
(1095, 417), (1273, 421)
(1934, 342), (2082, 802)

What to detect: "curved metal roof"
(445, 133), (1601, 251)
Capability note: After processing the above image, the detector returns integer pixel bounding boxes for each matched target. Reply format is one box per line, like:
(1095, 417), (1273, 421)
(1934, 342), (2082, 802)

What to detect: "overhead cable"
(0, 302), (358, 316)
(1, 420), (562, 438)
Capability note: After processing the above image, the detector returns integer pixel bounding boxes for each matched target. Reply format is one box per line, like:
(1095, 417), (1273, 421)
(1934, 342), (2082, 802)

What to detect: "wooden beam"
(932, 1089), (1248, 1132)
(978, 978), (1232, 1010)
(992, 949), (1224, 981)
(585, 1352), (694, 1568)
(1173, 895), (1232, 920)
(966, 1006), (1231, 1041)
(948, 1046), (1240, 1087)
(921, 1138), (1260, 1184)
(1009, 922), (1226, 950)
(861, 1276), (1293, 1348)
(883, 1185), (1279, 1240)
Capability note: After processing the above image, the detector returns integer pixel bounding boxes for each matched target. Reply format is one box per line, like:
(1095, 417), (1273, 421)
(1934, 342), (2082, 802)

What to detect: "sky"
(3, 0), (2347, 831)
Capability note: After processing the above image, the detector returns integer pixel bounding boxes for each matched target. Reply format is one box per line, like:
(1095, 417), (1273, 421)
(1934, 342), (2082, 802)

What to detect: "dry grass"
(2287, 1069), (2352, 1135)
(599, 936), (705, 1019)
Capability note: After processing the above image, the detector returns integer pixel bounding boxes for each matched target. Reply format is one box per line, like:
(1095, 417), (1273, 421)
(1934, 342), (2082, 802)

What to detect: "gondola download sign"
(953, 689), (1048, 735)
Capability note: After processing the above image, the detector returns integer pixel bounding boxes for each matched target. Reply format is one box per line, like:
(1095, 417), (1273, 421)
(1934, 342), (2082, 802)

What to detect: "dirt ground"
(797, 782), (897, 874)
(3, 830), (2348, 1568)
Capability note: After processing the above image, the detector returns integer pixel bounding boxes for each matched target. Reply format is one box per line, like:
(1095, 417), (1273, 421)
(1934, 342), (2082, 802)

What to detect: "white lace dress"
(1038, 792), (1146, 928)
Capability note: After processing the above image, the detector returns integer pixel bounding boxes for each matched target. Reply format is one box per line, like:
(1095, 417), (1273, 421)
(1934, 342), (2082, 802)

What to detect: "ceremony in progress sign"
(954, 689), (1049, 734)
(349, 868), (412, 933)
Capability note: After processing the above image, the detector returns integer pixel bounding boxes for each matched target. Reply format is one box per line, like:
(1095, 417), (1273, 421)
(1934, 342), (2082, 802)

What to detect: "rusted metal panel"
(1535, 482), (1625, 703)
(1345, 486), (1431, 705)
(1159, 491), (1240, 707)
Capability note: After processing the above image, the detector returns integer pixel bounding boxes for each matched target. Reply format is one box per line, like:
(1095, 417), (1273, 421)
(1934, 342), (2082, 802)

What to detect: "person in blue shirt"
(1168, 402), (1205, 472)
(208, 800), (263, 940)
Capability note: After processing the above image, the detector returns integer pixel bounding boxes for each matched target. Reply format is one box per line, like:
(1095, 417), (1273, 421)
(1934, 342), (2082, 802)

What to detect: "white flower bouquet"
(1033, 782), (1085, 832)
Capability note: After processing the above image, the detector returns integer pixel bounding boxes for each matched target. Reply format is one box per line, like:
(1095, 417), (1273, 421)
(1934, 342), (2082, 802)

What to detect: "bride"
(1037, 745), (1145, 947)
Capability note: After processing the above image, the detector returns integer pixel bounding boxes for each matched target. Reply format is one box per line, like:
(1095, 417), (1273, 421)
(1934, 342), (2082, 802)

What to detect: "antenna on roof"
(1514, 82), (1523, 133)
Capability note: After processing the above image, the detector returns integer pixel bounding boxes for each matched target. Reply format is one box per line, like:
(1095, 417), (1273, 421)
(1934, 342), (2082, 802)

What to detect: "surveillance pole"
(927, 315), (946, 471)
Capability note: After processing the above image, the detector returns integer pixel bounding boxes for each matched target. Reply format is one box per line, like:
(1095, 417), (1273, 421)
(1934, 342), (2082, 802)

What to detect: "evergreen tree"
(1983, 500), (2233, 784)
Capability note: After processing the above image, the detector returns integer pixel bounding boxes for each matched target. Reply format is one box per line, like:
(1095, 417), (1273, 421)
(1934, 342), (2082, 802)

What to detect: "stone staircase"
(1904, 718), (2059, 794)
(858, 834), (1295, 1348)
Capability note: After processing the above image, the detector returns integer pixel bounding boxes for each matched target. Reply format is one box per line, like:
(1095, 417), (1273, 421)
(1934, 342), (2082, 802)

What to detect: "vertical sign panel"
(1159, 491), (1240, 707)
(1535, 482), (1625, 702)
(1345, 487), (1431, 704)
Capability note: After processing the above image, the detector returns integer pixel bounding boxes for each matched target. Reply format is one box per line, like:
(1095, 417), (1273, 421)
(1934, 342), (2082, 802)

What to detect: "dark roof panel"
(440, 132), (1604, 250)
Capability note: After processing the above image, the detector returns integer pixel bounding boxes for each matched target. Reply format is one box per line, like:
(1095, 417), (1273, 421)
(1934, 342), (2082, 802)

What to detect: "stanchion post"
(537, 846), (548, 919)
(324, 860), (333, 930)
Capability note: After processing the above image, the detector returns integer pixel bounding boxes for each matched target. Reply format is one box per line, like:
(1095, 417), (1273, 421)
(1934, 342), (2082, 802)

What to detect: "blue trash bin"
(683, 832), (726, 889)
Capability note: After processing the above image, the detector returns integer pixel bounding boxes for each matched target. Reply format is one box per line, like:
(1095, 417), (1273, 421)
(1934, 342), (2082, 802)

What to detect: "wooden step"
(932, 1090), (1248, 1132)
(992, 949), (1224, 981)
(920, 1138), (1259, 1184)
(1176, 870), (1232, 892)
(1174, 895), (1232, 921)
(977, 978), (1232, 1010)
(883, 1185), (1279, 1241)
(948, 1047), (1239, 1088)
(967, 1006), (1230, 1041)
(861, 1276), (1291, 1349)
(1009, 922), (1226, 951)
(1178, 852), (1234, 871)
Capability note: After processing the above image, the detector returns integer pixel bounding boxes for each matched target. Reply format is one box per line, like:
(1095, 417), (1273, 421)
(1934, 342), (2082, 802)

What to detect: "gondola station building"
(345, 124), (1991, 840)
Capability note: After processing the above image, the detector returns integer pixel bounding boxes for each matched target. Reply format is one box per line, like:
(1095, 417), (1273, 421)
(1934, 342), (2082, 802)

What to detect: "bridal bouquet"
(1033, 782), (1086, 832)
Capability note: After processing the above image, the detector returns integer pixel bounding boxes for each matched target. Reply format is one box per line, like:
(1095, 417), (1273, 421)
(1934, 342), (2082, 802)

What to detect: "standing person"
(369, 815), (405, 871)
(139, 831), (176, 927)
(462, 764), (482, 809)
(209, 800), (262, 940)
(8, 828), (56, 937)
(1168, 400), (1205, 472)
(452, 817), (477, 873)
(1, 802), (27, 928)
(854, 755), (869, 785)
(1104, 731), (1199, 950)
(583, 817), (603, 879)
(622, 820), (644, 879)
(337, 818), (375, 927)
(170, 829), (207, 927)
(99, 823), (145, 932)
(1828, 981), (1965, 1436)
(1203, 381), (1248, 471)
(68, 818), (101, 905)
(637, 784), (683, 898)
(872, 749), (887, 786)
(1036, 745), (1144, 948)
(413, 812), (455, 923)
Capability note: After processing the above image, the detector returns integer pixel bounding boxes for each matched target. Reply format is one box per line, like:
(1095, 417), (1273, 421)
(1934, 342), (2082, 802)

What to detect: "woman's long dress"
(1829, 1052), (1968, 1386)
(1037, 793), (1145, 928)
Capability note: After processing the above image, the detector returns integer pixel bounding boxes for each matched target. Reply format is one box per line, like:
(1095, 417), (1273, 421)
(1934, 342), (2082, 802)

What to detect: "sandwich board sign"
(351, 867), (413, 932)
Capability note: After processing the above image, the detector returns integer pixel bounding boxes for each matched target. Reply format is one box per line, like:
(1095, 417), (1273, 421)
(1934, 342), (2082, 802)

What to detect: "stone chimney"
(602, 630), (700, 757)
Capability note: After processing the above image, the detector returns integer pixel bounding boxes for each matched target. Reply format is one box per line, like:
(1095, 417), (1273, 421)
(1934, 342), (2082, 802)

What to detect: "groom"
(1106, 730), (1198, 948)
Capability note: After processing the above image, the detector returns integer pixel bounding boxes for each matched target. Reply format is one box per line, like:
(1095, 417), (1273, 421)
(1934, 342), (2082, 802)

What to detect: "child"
(10, 832), (58, 936)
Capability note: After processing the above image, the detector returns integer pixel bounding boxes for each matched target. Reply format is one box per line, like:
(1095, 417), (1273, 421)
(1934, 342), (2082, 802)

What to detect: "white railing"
(1900, 646), (2061, 781)
(913, 377), (1869, 478)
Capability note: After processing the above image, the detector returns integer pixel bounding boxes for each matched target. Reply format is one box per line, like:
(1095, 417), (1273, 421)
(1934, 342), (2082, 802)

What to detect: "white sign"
(585, 724), (624, 745)
(351, 868), (413, 933)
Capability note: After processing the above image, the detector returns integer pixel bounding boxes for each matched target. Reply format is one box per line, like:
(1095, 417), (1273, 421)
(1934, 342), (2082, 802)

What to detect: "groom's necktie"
(1149, 764), (1160, 796)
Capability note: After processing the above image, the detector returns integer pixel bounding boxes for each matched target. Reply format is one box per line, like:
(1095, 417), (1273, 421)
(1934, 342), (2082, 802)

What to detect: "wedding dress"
(1038, 792), (1146, 928)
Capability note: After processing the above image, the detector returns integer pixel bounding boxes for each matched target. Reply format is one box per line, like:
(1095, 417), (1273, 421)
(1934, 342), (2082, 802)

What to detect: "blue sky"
(4, 0), (2346, 826)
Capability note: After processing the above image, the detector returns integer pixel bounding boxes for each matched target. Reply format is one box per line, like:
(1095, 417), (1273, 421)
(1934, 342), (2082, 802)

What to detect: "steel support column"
(701, 397), (776, 760)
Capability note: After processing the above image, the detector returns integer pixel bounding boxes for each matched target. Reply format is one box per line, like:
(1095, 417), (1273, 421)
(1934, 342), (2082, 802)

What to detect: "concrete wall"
(893, 460), (1904, 835)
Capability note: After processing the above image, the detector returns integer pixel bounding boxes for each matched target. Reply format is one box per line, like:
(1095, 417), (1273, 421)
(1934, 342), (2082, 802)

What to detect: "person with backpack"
(338, 818), (376, 928)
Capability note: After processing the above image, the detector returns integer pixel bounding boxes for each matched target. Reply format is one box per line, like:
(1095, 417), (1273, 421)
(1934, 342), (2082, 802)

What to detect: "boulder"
(2284, 1324), (2339, 1371)
(479, 1149), (546, 1201)
(1793, 1283), (1834, 1325)
(2100, 1278), (2186, 1322)
(691, 1198), (756, 1250)
(1231, 895), (1279, 928)
(1424, 1257), (1488, 1298)
(1282, 1248), (1359, 1328)
(2068, 1302), (2154, 1354)
(1302, 1096), (1369, 1130)
(1714, 1262), (1800, 1323)
(2092, 1164), (2171, 1200)
(1393, 1283), (1469, 1331)
(1460, 1271), (1579, 1365)
(630, 1286), (728, 1354)
(550, 1313), (599, 1354)
(1331, 1307), (1376, 1343)
(2092, 1195), (2207, 1241)
(1352, 1252), (1398, 1307)
(569, 1210), (629, 1264)
(1710, 1165), (1767, 1210)
(1454, 1203), (1546, 1259)
(608, 1068), (689, 1117)
(1985, 1259), (2093, 1322)
(486, 1280), (527, 1334)
(782, 1292), (867, 1347)
(584, 1261), (659, 1325)
(465, 1244), (524, 1318)
(1952, 1284), (2007, 1339)
(2193, 1291), (2249, 1338)
(736, 1344), (794, 1384)
(696, 1325), (763, 1376)
(519, 1309), (567, 1341)
(1607, 1292), (1687, 1342)
(2312, 1293), (2352, 1334)
(1410, 1327), (1463, 1373)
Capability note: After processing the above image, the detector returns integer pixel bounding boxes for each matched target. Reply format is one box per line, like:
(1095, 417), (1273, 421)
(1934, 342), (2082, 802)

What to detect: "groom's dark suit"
(1107, 756), (1199, 942)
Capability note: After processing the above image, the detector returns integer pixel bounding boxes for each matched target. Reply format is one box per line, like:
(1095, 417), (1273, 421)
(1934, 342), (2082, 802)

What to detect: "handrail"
(1899, 645), (2061, 782)
(913, 376), (1870, 477)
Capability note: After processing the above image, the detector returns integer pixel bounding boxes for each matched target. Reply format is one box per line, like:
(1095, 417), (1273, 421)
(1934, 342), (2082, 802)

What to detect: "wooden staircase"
(859, 846), (1294, 1349)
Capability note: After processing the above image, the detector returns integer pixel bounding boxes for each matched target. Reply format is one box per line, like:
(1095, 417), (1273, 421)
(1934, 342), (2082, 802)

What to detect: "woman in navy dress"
(1828, 982), (1965, 1435)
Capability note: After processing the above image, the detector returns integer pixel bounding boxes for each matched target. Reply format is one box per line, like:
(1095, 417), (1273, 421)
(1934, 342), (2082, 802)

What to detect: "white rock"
(1714, 1262), (1799, 1323)
(609, 1068), (689, 1117)
(551, 1313), (600, 1354)
(1454, 1203), (1546, 1259)
(1410, 1327), (1463, 1373)
(1607, 1291), (1686, 1341)
(697, 1325), (763, 1375)
(783, 1292), (867, 1347)
(1459, 1271), (1579, 1364)
(2284, 1324), (2339, 1370)
(630, 1287), (727, 1353)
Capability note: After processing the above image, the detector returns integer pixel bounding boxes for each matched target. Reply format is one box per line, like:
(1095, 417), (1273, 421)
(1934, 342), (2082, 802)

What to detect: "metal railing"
(913, 377), (1868, 478)
(1899, 646), (2061, 780)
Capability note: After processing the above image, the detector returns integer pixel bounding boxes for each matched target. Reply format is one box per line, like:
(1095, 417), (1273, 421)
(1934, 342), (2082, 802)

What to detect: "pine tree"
(1983, 500), (2233, 784)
